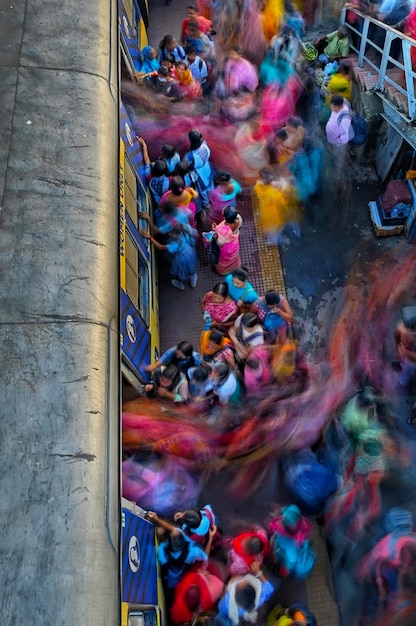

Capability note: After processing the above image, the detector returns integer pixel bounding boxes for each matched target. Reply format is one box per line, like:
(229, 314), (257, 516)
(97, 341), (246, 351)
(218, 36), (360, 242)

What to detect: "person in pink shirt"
(325, 94), (355, 184)
(325, 95), (354, 146)
(180, 4), (213, 44)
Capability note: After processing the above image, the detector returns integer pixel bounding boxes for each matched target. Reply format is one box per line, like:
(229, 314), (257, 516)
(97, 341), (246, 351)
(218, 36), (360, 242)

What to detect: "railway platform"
(137, 2), (416, 625)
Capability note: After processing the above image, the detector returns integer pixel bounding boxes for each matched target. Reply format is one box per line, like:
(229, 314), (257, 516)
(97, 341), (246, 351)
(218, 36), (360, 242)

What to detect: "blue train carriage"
(119, 0), (149, 74)
(122, 499), (167, 626)
(119, 0), (159, 387)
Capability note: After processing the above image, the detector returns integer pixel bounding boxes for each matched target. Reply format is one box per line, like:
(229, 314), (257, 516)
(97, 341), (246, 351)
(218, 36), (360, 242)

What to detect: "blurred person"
(259, 26), (299, 89)
(325, 428), (388, 540)
(289, 137), (324, 209)
(257, 76), (302, 143)
(268, 504), (313, 544)
(216, 47), (259, 122)
(180, 4), (213, 44)
(296, 75), (322, 135)
(208, 171), (243, 223)
(218, 48), (259, 95)
(355, 509), (416, 622)
(139, 199), (195, 244)
(269, 601), (317, 626)
(253, 167), (291, 245)
(243, 345), (273, 395)
(170, 565), (225, 624)
(271, 334), (299, 385)
(160, 175), (199, 228)
(393, 307), (416, 391)
(183, 19), (214, 60)
(283, 0), (305, 39)
(268, 504), (315, 580)
(324, 59), (354, 109)
(303, 0), (320, 28)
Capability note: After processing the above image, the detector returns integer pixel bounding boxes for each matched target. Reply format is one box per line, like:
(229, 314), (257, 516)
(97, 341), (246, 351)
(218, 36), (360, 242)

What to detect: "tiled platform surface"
(158, 188), (286, 352)
(158, 190), (340, 625)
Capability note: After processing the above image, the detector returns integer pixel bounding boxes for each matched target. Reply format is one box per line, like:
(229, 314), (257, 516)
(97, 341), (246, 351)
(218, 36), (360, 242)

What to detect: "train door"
(121, 499), (167, 626)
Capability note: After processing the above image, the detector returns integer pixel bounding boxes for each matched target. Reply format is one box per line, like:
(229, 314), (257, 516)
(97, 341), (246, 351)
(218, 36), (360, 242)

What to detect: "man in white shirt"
(325, 95), (355, 183)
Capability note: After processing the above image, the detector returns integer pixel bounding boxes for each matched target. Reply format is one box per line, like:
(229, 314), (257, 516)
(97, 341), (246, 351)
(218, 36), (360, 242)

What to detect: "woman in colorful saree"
(201, 281), (239, 334)
(212, 206), (243, 276)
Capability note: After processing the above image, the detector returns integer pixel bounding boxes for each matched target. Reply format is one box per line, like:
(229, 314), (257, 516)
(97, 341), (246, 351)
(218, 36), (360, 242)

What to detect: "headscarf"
(141, 46), (160, 74)
(227, 575), (262, 625)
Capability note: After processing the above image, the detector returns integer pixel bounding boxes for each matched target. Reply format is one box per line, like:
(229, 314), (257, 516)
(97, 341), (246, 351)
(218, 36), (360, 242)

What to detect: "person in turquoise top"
(209, 171), (243, 223)
(224, 268), (259, 310)
(140, 45), (160, 74)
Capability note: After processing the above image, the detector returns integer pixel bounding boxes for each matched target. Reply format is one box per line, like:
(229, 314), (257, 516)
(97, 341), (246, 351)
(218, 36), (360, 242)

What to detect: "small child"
(154, 66), (176, 97)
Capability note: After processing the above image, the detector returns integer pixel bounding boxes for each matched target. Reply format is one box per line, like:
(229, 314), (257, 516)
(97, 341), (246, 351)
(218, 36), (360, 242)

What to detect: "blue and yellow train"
(0, 0), (162, 623)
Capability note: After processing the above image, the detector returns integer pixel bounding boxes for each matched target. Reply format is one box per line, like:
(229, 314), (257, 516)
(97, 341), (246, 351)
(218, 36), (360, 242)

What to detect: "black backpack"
(208, 234), (220, 266)
(338, 110), (368, 146)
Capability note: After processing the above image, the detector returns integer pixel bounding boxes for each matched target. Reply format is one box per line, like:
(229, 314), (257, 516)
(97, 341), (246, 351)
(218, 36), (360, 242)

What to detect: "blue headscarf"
(140, 46), (160, 74)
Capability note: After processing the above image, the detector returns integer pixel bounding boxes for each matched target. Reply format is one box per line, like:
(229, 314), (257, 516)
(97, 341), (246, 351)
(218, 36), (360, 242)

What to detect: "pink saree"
(213, 220), (241, 275)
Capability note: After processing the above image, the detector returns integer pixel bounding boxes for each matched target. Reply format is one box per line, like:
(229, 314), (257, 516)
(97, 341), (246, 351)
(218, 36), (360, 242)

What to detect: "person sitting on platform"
(314, 25), (350, 63)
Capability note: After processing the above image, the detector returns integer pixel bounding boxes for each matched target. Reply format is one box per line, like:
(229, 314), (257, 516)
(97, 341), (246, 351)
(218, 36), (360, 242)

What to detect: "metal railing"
(340, 7), (416, 120)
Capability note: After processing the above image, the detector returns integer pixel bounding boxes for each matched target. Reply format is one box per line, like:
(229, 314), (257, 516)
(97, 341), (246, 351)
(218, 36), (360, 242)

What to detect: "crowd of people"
(121, 1), (416, 624)
(142, 272), (307, 417)
(143, 503), (317, 625)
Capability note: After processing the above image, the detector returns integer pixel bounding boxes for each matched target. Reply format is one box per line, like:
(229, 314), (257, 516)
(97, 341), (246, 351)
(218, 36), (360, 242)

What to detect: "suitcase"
(369, 201), (404, 237)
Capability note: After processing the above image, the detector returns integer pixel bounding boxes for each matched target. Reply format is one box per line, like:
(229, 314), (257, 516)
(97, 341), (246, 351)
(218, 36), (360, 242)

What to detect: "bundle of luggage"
(377, 179), (412, 226)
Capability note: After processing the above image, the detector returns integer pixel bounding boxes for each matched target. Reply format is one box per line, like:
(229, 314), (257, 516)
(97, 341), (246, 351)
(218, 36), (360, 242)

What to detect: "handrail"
(340, 6), (416, 120)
